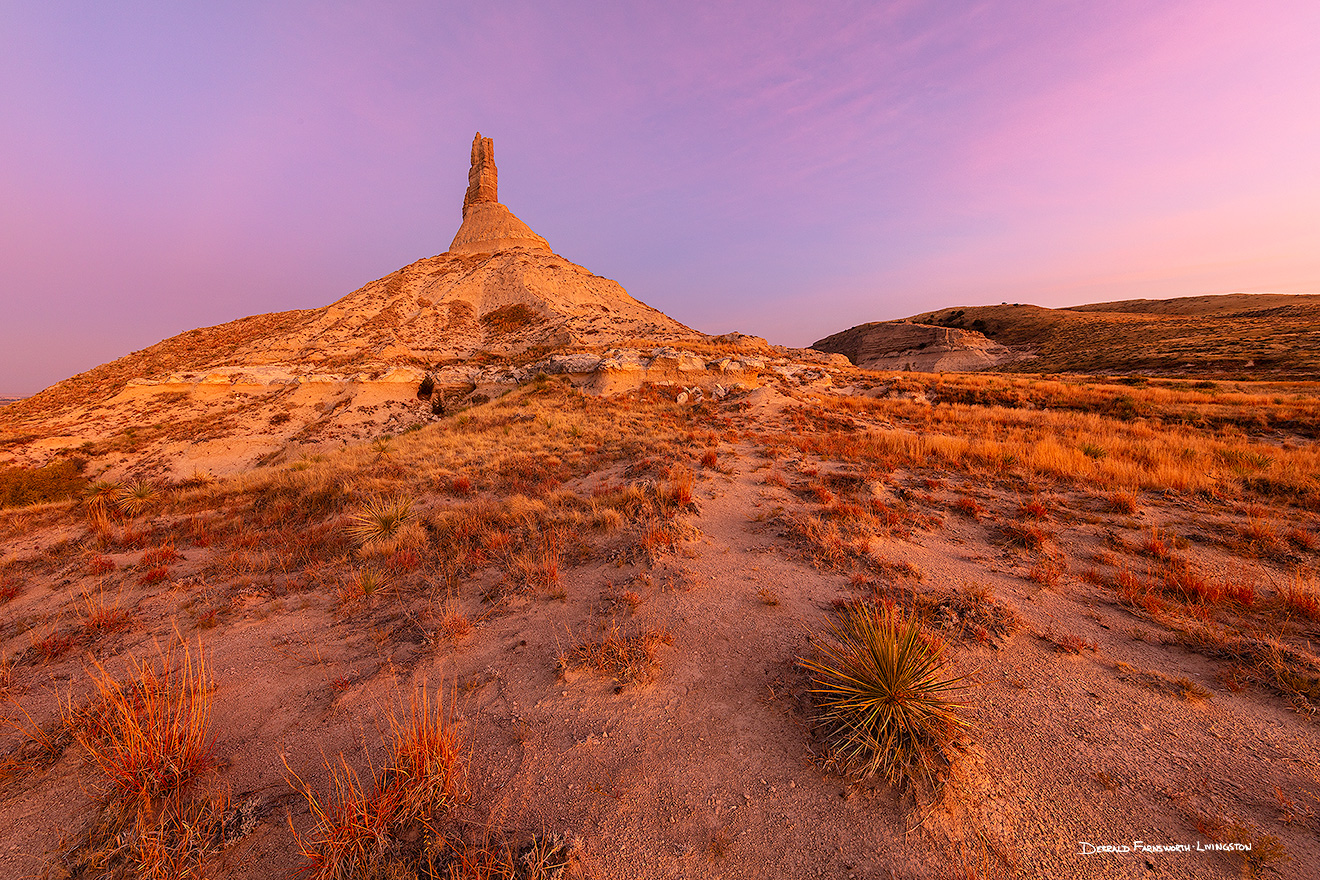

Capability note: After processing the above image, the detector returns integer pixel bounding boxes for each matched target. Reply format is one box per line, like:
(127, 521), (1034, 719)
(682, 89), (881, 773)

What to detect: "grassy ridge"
(906, 293), (1320, 378)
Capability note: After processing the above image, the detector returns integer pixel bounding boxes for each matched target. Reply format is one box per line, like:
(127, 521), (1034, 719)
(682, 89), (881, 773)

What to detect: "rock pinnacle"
(463, 132), (498, 217)
(448, 132), (552, 255)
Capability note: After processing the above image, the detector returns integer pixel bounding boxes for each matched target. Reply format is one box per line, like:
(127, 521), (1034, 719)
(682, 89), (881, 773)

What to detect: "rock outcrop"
(813, 321), (1019, 372)
(0, 132), (878, 479)
(449, 132), (552, 255)
(463, 133), (499, 213)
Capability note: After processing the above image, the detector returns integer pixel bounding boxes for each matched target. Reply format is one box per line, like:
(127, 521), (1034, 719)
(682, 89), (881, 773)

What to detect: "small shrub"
(1108, 490), (1139, 515)
(1079, 443), (1107, 460)
(88, 554), (116, 575)
(1224, 581), (1257, 608)
(141, 543), (180, 567)
(757, 586), (779, 606)
(1141, 528), (1177, 560)
(1281, 575), (1320, 621)
(117, 480), (160, 518)
(1001, 522), (1054, 550)
(31, 629), (76, 663)
(953, 496), (983, 518)
(440, 605), (472, 640)
(386, 548), (420, 574)
(563, 624), (672, 687)
(507, 531), (561, 594)
(811, 484), (836, 506)
(0, 457), (89, 509)
(1046, 631), (1097, 654)
(1287, 528), (1317, 552)
(1027, 563), (1062, 587)
(1176, 677), (1210, 702)
(82, 590), (132, 635)
(139, 565), (170, 586)
(1017, 497), (1049, 520)
(700, 449), (718, 469)
(339, 569), (388, 607)
(799, 605), (969, 788)
(669, 466), (695, 508)
(479, 303), (537, 333)
(1080, 568), (1107, 587)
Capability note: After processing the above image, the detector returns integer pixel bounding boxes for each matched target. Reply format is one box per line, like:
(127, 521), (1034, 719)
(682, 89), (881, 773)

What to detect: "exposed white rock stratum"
(812, 320), (1027, 372)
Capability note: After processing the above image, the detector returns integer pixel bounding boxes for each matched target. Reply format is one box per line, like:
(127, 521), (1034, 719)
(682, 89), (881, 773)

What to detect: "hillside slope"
(889, 293), (1320, 377)
(0, 133), (711, 478)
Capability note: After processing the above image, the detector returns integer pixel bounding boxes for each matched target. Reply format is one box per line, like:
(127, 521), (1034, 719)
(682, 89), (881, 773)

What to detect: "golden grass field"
(1, 369), (1317, 878)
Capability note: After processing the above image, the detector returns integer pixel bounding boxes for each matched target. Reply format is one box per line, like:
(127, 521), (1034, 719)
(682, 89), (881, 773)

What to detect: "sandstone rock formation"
(449, 132), (552, 255)
(813, 321), (1019, 372)
(463, 133), (498, 213)
(1, 133), (866, 479)
(0, 133), (704, 476)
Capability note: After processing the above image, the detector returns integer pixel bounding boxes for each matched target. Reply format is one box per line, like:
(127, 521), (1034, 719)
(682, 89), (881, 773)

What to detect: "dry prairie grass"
(65, 641), (214, 798)
(286, 690), (462, 879)
(4, 356), (1319, 876)
(40, 639), (226, 878)
(562, 624), (673, 688)
(770, 375), (1320, 504)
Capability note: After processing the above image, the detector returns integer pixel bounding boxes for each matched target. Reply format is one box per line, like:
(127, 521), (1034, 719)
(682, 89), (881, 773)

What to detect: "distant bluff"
(812, 321), (1020, 372)
(816, 294), (1320, 379)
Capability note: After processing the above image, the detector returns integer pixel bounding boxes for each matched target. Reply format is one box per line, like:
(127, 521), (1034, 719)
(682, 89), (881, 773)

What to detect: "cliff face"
(812, 321), (1022, 372)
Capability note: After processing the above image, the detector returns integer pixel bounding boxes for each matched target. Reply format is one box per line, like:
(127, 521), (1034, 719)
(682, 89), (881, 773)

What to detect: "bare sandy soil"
(0, 374), (1317, 879)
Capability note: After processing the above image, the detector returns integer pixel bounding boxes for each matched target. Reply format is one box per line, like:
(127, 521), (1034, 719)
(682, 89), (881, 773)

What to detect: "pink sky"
(2, 1), (1318, 395)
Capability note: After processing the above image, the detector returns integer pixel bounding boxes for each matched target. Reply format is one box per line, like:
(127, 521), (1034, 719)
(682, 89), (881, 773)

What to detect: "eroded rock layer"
(813, 321), (1020, 372)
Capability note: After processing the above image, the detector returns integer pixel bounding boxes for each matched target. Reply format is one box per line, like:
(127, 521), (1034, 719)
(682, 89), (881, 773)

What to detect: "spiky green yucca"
(346, 496), (413, 546)
(801, 604), (969, 788)
(117, 479), (159, 517)
(83, 480), (122, 512)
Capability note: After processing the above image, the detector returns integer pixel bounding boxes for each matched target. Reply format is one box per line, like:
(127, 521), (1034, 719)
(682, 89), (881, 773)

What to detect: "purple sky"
(3, 1), (1319, 395)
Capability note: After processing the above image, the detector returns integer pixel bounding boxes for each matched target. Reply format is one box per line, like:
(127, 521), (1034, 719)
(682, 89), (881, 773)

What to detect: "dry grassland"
(0, 371), (1316, 878)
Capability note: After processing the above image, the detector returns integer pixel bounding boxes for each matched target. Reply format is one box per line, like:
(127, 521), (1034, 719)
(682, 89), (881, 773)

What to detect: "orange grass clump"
(669, 466), (695, 507)
(564, 624), (673, 687)
(66, 640), (214, 798)
(287, 690), (462, 879)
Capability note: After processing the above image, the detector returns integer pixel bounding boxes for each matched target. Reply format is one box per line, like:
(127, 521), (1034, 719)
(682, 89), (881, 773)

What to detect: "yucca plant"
(83, 480), (122, 515)
(118, 479), (160, 518)
(800, 604), (969, 789)
(346, 496), (414, 547)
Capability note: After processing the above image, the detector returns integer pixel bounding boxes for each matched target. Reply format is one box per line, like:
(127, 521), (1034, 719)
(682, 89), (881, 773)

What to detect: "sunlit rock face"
(449, 132), (551, 255)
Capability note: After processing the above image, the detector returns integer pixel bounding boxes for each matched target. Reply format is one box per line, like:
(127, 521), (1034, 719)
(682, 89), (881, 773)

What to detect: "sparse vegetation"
(1, 335), (1317, 876)
(0, 457), (88, 510)
(562, 624), (672, 688)
(65, 640), (213, 797)
(800, 604), (969, 788)
(287, 689), (461, 879)
(346, 496), (415, 548)
(117, 479), (161, 518)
